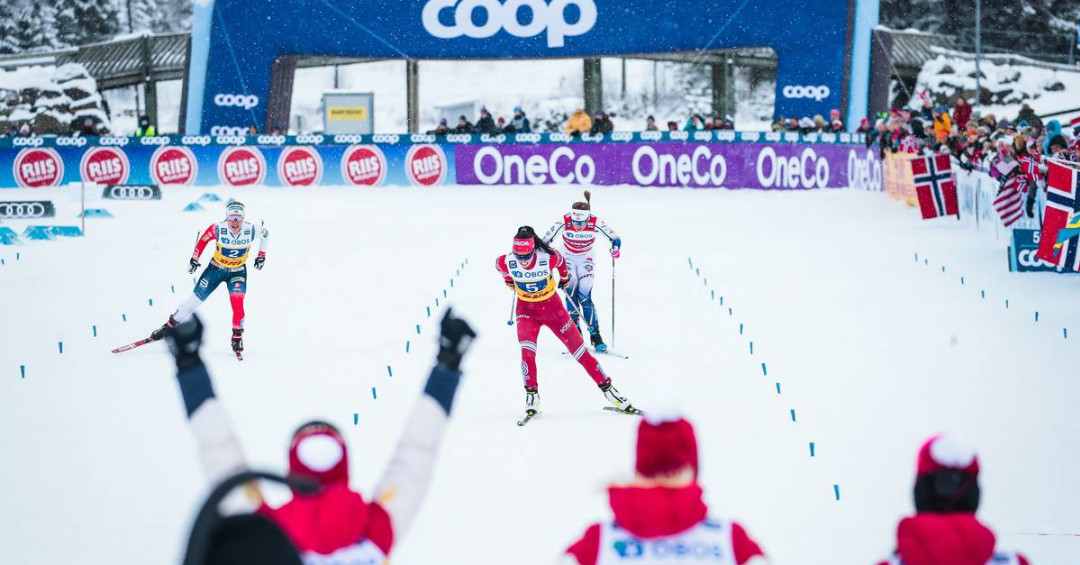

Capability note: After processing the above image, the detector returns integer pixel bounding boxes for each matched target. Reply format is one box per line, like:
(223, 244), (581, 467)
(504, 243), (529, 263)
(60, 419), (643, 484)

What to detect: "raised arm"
(254, 222), (269, 270)
(373, 310), (476, 541)
(163, 316), (253, 499)
(193, 224), (217, 260)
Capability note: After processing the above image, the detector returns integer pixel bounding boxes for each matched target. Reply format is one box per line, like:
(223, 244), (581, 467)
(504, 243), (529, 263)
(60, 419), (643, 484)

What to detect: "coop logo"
(214, 93), (260, 109)
(150, 146), (198, 185)
(472, 146), (594, 185)
(218, 146), (267, 186)
(342, 145), (388, 186)
(80, 146), (130, 186)
(55, 136), (89, 147)
(421, 0), (597, 48)
(277, 146), (323, 187)
(631, 145), (727, 187)
(847, 149), (882, 191)
(13, 148), (64, 188)
(406, 144), (448, 186)
(1017, 249), (1055, 269)
(756, 146), (830, 189)
(0, 201), (54, 219)
(12, 137), (44, 147)
(781, 85), (831, 101)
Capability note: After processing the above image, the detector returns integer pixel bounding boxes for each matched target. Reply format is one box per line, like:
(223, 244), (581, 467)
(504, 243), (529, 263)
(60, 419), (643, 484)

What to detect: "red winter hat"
(916, 434), (979, 478)
(289, 421), (349, 487)
(513, 237), (535, 256)
(636, 413), (699, 478)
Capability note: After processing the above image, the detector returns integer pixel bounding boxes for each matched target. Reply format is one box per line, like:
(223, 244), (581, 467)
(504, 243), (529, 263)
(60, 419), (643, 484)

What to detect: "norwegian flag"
(1036, 160), (1080, 271)
(992, 160), (1027, 227)
(911, 154), (958, 219)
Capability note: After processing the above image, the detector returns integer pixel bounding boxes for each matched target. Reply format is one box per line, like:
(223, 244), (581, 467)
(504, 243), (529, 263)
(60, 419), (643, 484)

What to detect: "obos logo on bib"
(218, 146), (266, 186)
(150, 146), (198, 185)
(342, 145), (387, 186)
(13, 148), (64, 188)
(80, 146), (130, 185)
(277, 146), (323, 186)
(406, 144), (447, 186)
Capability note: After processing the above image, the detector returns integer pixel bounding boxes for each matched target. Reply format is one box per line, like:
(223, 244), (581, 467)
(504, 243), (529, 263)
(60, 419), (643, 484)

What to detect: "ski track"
(1, 184), (1078, 564)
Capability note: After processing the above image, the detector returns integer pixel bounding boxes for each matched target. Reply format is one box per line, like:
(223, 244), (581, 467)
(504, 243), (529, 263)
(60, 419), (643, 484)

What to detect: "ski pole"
(611, 255), (616, 349)
(507, 293), (517, 326)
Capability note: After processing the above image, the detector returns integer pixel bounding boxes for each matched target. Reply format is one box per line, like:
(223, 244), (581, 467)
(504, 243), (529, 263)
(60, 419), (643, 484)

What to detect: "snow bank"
(911, 49), (1080, 122)
(0, 63), (112, 135)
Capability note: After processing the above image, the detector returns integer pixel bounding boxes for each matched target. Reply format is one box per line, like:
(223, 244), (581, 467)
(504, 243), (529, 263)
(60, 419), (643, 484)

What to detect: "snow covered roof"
(875, 28), (957, 71)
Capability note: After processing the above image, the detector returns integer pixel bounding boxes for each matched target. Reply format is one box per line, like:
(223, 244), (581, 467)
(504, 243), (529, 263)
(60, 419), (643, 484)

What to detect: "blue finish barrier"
(0, 227), (19, 245)
(79, 209), (115, 218)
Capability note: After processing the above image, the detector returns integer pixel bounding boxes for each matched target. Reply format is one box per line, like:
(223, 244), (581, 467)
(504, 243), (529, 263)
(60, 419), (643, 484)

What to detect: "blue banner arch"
(185, 0), (876, 134)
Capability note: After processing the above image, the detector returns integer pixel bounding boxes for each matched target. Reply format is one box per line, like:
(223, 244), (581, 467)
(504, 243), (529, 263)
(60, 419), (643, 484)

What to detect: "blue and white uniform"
(543, 213), (620, 337)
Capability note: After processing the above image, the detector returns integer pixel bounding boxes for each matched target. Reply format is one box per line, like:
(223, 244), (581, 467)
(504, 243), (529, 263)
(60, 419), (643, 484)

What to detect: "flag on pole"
(992, 160), (1027, 227)
(1036, 160), (1080, 271)
(911, 154), (958, 219)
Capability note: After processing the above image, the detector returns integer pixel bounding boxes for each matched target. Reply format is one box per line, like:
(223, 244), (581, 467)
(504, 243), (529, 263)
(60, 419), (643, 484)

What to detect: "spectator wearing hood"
(856, 117), (872, 135)
(1016, 103), (1042, 131)
(475, 107), (499, 134)
(666, 121), (679, 132)
(135, 114), (156, 137)
(565, 108), (592, 137)
(453, 115), (474, 134)
(684, 113), (706, 132)
(952, 97), (972, 129)
(428, 118), (450, 136)
(829, 109), (844, 131)
(874, 435), (1029, 565)
(799, 117), (816, 135)
(932, 106), (952, 143)
(590, 111), (614, 135)
(74, 116), (102, 136)
(1043, 120), (1063, 154)
(18, 123), (32, 137)
(644, 115), (659, 132)
(162, 311), (477, 565)
(506, 106), (531, 133)
(563, 412), (768, 565)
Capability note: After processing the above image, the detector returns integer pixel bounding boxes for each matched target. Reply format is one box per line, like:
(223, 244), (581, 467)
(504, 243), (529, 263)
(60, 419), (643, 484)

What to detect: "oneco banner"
(454, 142), (882, 190)
(0, 140), (879, 190)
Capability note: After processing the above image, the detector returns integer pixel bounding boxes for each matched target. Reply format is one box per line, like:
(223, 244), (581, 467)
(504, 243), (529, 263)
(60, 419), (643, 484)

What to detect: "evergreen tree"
(0, 2), (20, 55)
(55, 0), (121, 47)
(13, 2), (59, 53)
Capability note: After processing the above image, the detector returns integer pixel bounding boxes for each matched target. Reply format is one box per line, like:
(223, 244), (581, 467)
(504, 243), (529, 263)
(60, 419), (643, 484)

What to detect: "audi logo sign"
(101, 185), (162, 201)
(0, 201), (56, 219)
(781, 85), (832, 101)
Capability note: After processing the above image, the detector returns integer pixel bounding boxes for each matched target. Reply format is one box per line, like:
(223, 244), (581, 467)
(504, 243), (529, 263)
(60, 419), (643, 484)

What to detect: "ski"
(516, 410), (540, 426)
(563, 348), (629, 359)
(234, 350), (244, 361)
(603, 406), (644, 416)
(111, 337), (155, 355)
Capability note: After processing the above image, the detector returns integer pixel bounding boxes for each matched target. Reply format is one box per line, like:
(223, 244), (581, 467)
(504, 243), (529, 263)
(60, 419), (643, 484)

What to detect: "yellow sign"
(328, 107), (368, 120)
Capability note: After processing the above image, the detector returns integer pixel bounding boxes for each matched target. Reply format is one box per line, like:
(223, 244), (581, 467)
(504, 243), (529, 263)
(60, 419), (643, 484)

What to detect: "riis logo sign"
(277, 146), (323, 187)
(218, 146), (267, 186)
(406, 144), (448, 186)
(13, 148), (64, 188)
(342, 145), (388, 186)
(422, 0), (597, 48)
(102, 185), (162, 201)
(151, 146), (198, 185)
(0, 201), (56, 219)
(80, 146), (131, 186)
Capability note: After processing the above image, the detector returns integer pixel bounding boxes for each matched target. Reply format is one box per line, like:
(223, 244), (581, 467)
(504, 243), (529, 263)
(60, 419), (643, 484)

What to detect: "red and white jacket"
(564, 484), (767, 565)
(875, 513), (1029, 565)
(544, 214), (619, 257)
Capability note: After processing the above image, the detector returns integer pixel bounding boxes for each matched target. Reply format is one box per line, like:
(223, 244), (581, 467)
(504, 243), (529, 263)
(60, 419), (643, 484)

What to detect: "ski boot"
(231, 328), (244, 359)
(150, 316), (179, 341)
(590, 332), (608, 354)
(525, 387), (541, 416)
(600, 381), (640, 414)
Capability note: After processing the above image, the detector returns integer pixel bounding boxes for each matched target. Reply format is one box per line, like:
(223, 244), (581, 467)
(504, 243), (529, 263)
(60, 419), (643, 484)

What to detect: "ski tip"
(603, 406), (644, 416)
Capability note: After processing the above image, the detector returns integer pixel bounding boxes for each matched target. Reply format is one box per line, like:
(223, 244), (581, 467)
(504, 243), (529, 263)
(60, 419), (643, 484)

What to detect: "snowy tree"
(12, 2), (60, 53)
(0, 3), (19, 55)
(55, 0), (121, 47)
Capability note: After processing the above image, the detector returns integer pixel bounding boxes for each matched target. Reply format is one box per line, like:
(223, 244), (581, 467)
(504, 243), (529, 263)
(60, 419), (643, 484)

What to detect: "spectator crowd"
(867, 90), (1080, 219)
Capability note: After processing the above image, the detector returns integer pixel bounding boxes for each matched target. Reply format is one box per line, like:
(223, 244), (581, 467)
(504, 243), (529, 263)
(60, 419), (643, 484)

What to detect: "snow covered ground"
(1, 184), (1078, 564)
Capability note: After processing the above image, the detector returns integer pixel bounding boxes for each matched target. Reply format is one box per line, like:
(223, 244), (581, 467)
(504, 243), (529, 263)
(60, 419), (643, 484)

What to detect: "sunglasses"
(227, 216), (243, 222)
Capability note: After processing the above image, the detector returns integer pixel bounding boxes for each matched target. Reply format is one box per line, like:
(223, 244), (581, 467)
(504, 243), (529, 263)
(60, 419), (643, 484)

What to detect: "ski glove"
(610, 246), (621, 259)
(188, 258), (201, 274)
(436, 308), (476, 371)
(165, 314), (204, 371)
(254, 255), (265, 270)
